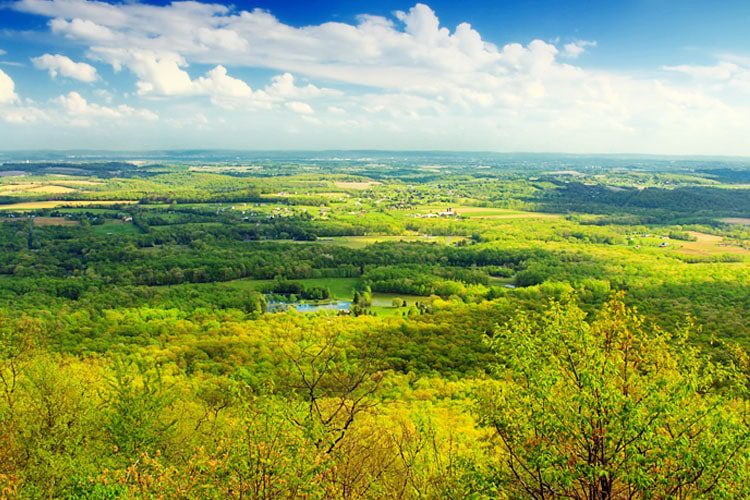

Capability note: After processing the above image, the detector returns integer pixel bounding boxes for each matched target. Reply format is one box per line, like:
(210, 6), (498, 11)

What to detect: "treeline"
(543, 182), (750, 218)
(1, 220), (604, 289)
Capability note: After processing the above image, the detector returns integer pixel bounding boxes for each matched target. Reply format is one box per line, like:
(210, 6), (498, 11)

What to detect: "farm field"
(722, 217), (750, 225)
(671, 231), (750, 257)
(90, 220), (142, 235)
(0, 183), (76, 194)
(320, 234), (466, 248)
(0, 200), (136, 210)
(417, 205), (561, 219)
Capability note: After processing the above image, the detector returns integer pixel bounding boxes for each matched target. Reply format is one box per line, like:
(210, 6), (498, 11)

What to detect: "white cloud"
(50, 17), (116, 42)
(663, 61), (739, 80)
(0, 71), (49, 124)
(1, 106), (48, 124)
(663, 60), (750, 94)
(194, 65), (253, 99)
(32, 53), (98, 82)
(0, 49), (6, 56)
(562, 40), (597, 59)
(266, 73), (336, 99)
(87, 47), (328, 112)
(0, 69), (158, 127)
(7, 0), (750, 153)
(55, 91), (158, 125)
(0, 69), (18, 104)
(286, 101), (314, 114)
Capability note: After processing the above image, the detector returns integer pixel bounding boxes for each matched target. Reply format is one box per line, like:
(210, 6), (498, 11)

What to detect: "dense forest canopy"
(0, 154), (749, 497)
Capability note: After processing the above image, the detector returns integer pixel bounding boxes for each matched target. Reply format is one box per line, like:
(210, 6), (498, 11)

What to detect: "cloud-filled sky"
(1, 0), (750, 154)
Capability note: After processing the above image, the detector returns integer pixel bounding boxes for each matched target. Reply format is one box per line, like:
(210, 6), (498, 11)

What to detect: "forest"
(0, 156), (749, 498)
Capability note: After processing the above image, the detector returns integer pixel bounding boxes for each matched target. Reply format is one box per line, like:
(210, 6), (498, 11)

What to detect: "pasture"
(0, 200), (137, 210)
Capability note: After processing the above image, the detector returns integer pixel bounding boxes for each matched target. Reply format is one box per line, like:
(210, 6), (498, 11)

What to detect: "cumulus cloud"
(663, 60), (750, 94)
(562, 40), (597, 59)
(86, 48), (327, 112)
(286, 101), (314, 114)
(663, 61), (740, 80)
(0, 68), (158, 127)
(0, 69), (18, 104)
(0, 70), (50, 124)
(7, 0), (750, 153)
(55, 91), (158, 125)
(50, 17), (116, 41)
(32, 53), (98, 82)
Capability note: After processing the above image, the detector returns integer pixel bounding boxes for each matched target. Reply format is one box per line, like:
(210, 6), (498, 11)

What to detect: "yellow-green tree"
(479, 295), (750, 498)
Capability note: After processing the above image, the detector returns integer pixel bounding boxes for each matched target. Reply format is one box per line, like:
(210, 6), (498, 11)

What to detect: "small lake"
(267, 300), (352, 313)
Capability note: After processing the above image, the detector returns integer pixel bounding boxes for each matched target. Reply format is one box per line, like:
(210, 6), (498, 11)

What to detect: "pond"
(267, 300), (352, 313)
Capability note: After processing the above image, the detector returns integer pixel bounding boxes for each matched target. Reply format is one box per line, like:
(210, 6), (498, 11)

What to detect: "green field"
(90, 220), (142, 235)
(0, 200), (136, 210)
(320, 234), (466, 248)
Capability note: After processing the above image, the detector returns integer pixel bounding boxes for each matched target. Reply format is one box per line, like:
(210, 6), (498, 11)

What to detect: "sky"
(1, 1), (750, 154)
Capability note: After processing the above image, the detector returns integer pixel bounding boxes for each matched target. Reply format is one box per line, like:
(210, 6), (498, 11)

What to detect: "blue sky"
(1, 0), (750, 153)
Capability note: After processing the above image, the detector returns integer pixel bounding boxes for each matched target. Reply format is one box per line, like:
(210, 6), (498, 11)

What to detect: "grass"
(56, 208), (122, 215)
(27, 185), (76, 194)
(90, 221), (142, 235)
(417, 205), (560, 219)
(668, 231), (750, 257)
(333, 181), (380, 190)
(0, 181), (96, 195)
(370, 293), (425, 307)
(0, 200), (136, 211)
(319, 235), (465, 249)
(33, 217), (79, 227)
(0, 216), (79, 226)
(721, 218), (750, 226)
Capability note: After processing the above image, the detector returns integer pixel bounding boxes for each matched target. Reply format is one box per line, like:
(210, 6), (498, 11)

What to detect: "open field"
(29, 185), (76, 194)
(418, 205), (560, 219)
(90, 221), (142, 235)
(0, 216), (79, 226)
(0, 183), (38, 192)
(333, 181), (380, 190)
(52, 179), (103, 186)
(33, 217), (79, 226)
(670, 231), (750, 257)
(370, 293), (425, 307)
(721, 218), (750, 226)
(0, 184), (75, 194)
(0, 200), (136, 210)
(320, 234), (466, 248)
(0, 178), (102, 193)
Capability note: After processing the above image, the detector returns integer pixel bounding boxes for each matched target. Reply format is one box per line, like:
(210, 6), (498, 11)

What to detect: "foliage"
(479, 296), (750, 498)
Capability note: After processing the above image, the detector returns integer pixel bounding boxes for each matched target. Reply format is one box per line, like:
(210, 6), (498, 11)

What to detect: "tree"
(478, 295), (750, 499)
(277, 328), (386, 455)
(103, 358), (177, 457)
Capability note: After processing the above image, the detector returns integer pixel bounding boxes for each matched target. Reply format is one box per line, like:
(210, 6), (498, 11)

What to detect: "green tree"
(478, 295), (750, 498)
(103, 359), (177, 458)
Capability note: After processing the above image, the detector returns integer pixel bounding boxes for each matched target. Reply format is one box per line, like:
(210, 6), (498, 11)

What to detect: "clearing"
(670, 231), (750, 257)
(333, 181), (380, 190)
(0, 200), (136, 210)
(721, 218), (750, 226)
